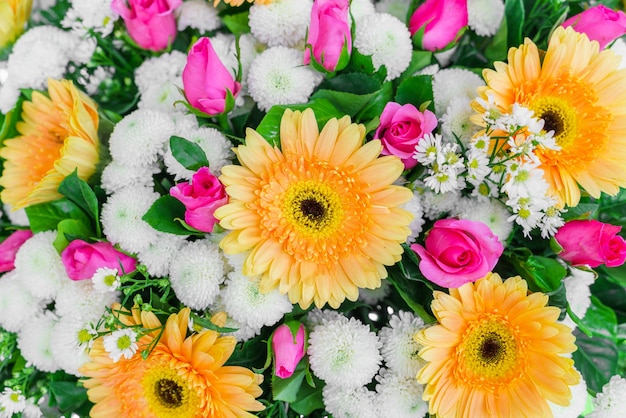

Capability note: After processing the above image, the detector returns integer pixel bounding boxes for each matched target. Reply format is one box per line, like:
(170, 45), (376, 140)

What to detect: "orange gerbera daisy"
(215, 108), (413, 309)
(0, 78), (100, 209)
(476, 26), (626, 207)
(415, 273), (580, 418)
(80, 305), (264, 418)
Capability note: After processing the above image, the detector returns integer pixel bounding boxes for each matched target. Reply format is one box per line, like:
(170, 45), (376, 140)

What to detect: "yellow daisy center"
(77, 328), (92, 345)
(530, 97), (577, 148)
(103, 274), (117, 287)
(283, 180), (344, 237)
(142, 366), (199, 418)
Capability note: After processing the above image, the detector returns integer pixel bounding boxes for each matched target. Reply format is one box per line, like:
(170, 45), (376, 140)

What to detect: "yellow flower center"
(530, 97), (577, 148)
(103, 274), (117, 287)
(283, 180), (344, 237)
(142, 366), (199, 418)
(116, 335), (132, 350)
(77, 328), (92, 345)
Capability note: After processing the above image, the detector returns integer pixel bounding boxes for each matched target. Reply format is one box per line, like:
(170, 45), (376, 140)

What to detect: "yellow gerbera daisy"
(476, 26), (626, 207)
(215, 108), (413, 309)
(0, 78), (100, 209)
(415, 273), (580, 418)
(0, 0), (32, 48)
(79, 305), (265, 418)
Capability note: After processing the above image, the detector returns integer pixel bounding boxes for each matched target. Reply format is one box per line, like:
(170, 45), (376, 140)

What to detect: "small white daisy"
(378, 311), (426, 379)
(308, 316), (382, 388)
(414, 133), (442, 165)
(538, 204), (565, 239)
(0, 272), (45, 333)
(103, 328), (138, 363)
(424, 165), (462, 193)
(506, 196), (548, 237)
(91, 267), (122, 293)
(136, 233), (187, 277)
(501, 160), (549, 200)
(176, 0), (221, 33)
(374, 369), (429, 418)
(0, 388), (26, 416)
(432, 68), (485, 116)
(467, 0), (505, 36)
(588, 375), (626, 418)
(249, 0), (312, 47)
(353, 13), (412, 80)
(247, 46), (323, 112)
(465, 147), (491, 186)
(17, 312), (60, 373)
(322, 385), (378, 418)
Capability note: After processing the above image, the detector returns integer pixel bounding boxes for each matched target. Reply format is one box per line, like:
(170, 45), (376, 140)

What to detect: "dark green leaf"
(48, 381), (89, 412)
(141, 195), (190, 235)
(272, 362), (306, 403)
(289, 374), (325, 416)
(52, 219), (94, 253)
(310, 89), (379, 118)
(169, 135), (211, 171)
(221, 12), (250, 36)
(505, 0), (525, 48)
(25, 198), (92, 234)
(58, 170), (100, 235)
(394, 75), (434, 113)
(318, 72), (381, 95)
(355, 81), (394, 122)
(572, 329), (618, 394)
(562, 203), (599, 220)
(590, 277), (626, 324)
(510, 254), (565, 292)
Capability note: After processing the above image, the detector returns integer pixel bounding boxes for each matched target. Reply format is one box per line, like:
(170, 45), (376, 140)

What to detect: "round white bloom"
(135, 51), (187, 113)
(419, 188), (461, 219)
(3, 205), (29, 226)
(169, 240), (226, 311)
(49, 316), (92, 377)
(61, 0), (118, 36)
(432, 68), (485, 116)
(54, 279), (120, 324)
(17, 312), (60, 373)
(209, 299), (262, 342)
(549, 368), (588, 418)
(249, 0), (312, 47)
(247, 46), (323, 112)
(452, 197), (514, 245)
(0, 272), (45, 333)
(136, 233), (187, 277)
(588, 375), (626, 418)
(378, 311), (426, 379)
(354, 13), (412, 81)
(375, 0), (410, 21)
(103, 328), (138, 363)
(350, 0), (376, 22)
(100, 161), (159, 194)
(13, 231), (67, 301)
(101, 186), (160, 254)
(322, 385), (377, 418)
(222, 271), (293, 329)
(0, 388), (25, 416)
(176, 0), (221, 33)
(108, 109), (177, 167)
(308, 316), (382, 388)
(20, 399), (42, 418)
(562, 266), (595, 329)
(468, 0), (505, 36)
(305, 308), (345, 329)
(440, 96), (483, 145)
(358, 279), (391, 305)
(375, 369), (428, 418)
(401, 192), (426, 243)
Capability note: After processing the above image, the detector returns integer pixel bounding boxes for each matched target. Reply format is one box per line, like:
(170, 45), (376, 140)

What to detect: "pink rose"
(272, 323), (306, 379)
(111, 0), (182, 52)
(411, 219), (503, 288)
(409, 0), (468, 51)
(61, 240), (137, 281)
(562, 5), (626, 50)
(182, 37), (241, 116)
(170, 167), (228, 233)
(374, 102), (437, 169)
(0, 230), (33, 273)
(304, 0), (352, 72)
(555, 220), (626, 268)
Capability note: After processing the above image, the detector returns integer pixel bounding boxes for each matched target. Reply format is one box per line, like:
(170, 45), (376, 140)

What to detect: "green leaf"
(272, 362), (307, 403)
(394, 75), (435, 113)
(562, 202), (599, 220)
(289, 374), (325, 416)
(572, 329), (618, 394)
(169, 135), (211, 171)
(221, 12), (250, 36)
(310, 89), (379, 118)
(25, 198), (92, 234)
(597, 263), (626, 288)
(142, 195), (190, 235)
(318, 72), (381, 95)
(505, 0), (525, 48)
(397, 51), (434, 83)
(355, 81), (394, 122)
(58, 170), (101, 236)
(48, 381), (89, 412)
(52, 219), (94, 253)
(510, 254), (566, 292)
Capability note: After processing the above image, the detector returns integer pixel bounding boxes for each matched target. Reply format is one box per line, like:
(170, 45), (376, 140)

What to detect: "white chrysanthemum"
(434, 46), (457, 67)
(0, 388), (25, 416)
(20, 399), (42, 418)
(136, 233), (187, 277)
(169, 240), (225, 311)
(3, 205), (29, 226)
(305, 308), (345, 329)
(440, 96), (483, 145)
(54, 280), (120, 324)
(108, 109), (177, 167)
(176, 0), (221, 33)
(358, 279), (391, 305)
(163, 123), (234, 180)
(101, 186), (160, 254)
(103, 328), (138, 363)
(100, 161), (159, 194)
(452, 197), (514, 244)
(354, 13), (412, 81)
(13, 231), (67, 301)
(0, 272), (45, 333)
(375, 0), (410, 21)
(419, 188), (461, 219)
(61, 0), (118, 36)
(308, 316), (382, 388)
(375, 369), (428, 418)
(350, 0), (376, 22)
(549, 368), (588, 418)
(209, 299), (262, 342)
(249, 0), (312, 47)
(562, 266), (595, 328)
(49, 316), (92, 377)
(432, 68), (485, 116)
(248, 46), (323, 112)
(0, 26), (95, 113)
(401, 192), (426, 243)
(222, 271), (293, 329)
(135, 51), (187, 112)
(588, 375), (626, 418)
(322, 385), (377, 418)
(17, 312), (60, 373)
(378, 311), (426, 378)
(467, 0), (505, 36)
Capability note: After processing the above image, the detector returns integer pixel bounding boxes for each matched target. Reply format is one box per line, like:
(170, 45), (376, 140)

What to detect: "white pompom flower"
(61, 0), (118, 36)
(432, 68), (485, 116)
(452, 197), (514, 245)
(249, 0), (312, 47)
(308, 316), (382, 388)
(353, 13), (412, 81)
(54, 279), (120, 324)
(0, 272), (45, 333)
(49, 316), (93, 377)
(401, 192), (426, 244)
(136, 233), (188, 277)
(588, 375), (626, 418)
(17, 312), (60, 373)
(134, 51), (187, 113)
(100, 161), (159, 195)
(467, 0), (505, 36)
(378, 311), (427, 379)
(322, 385), (378, 418)
(374, 369), (429, 418)
(176, 0), (221, 33)
(562, 266), (596, 329)
(350, 0), (376, 22)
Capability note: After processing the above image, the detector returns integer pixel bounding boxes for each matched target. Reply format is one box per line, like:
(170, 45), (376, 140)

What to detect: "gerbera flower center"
(283, 180), (344, 236)
(143, 366), (198, 417)
(530, 97), (577, 148)
(156, 379), (183, 407)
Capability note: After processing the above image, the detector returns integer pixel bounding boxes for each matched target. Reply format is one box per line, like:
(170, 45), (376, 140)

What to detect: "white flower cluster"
(61, 0), (118, 36)
(588, 375), (626, 418)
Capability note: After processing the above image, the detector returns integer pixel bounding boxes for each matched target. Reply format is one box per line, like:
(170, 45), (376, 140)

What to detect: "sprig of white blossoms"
(103, 328), (138, 363)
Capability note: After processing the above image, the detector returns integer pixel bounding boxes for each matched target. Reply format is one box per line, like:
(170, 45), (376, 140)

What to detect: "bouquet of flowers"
(1, 0), (626, 416)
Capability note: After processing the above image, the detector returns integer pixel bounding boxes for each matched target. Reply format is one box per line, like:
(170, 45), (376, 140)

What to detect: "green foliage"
(169, 135), (211, 171)
(142, 195), (195, 235)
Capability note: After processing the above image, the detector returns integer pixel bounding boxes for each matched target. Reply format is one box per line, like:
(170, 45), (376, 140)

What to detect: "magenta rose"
(61, 240), (137, 281)
(411, 219), (503, 288)
(111, 0), (182, 52)
(409, 0), (468, 51)
(374, 102), (438, 169)
(170, 167), (228, 233)
(304, 0), (352, 72)
(554, 220), (626, 268)
(272, 323), (306, 379)
(182, 37), (241, 116)
(0, 230), (33, 273)
(562, 5), (626, 49)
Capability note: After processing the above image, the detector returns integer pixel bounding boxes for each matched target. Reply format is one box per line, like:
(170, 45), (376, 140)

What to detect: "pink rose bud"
(182, 37), (241, 116)
(411, 218), (503, 288)
(61, 239), (137, 281)
(111, 0), (182, 52)
(170, 167), (228, 233)
(272, 323), (306, 379)
(409, 0), (468, 51)
(374, 102), (438, 169)
(555, 220), (626, 268)
(0, 230), (33, 273)
(304, 0), (352, 72)
(562, 5), (626, 49)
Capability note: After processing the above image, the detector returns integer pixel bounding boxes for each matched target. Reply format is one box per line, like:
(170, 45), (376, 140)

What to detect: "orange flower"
(80, 305), (265, 418)
(0, 78), (100, 209)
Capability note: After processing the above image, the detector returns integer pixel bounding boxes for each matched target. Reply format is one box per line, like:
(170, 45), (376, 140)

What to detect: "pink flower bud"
(562, 5), (626, 50)
(272, 323), (306, 379)
(409, 0), (468, 52)
(0, 230), (33, 273)
(61, 240), (137, 281)
(304, 0), (352, 72)
(555, 220), (626, 268)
